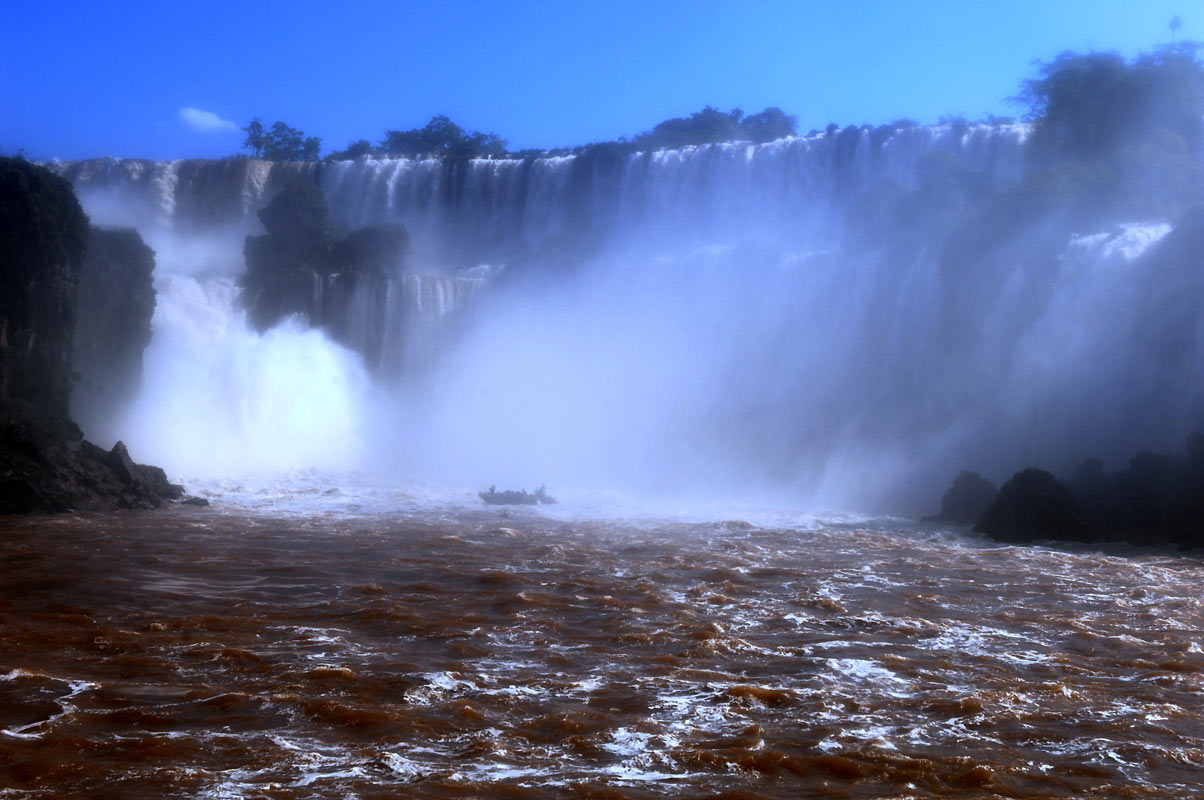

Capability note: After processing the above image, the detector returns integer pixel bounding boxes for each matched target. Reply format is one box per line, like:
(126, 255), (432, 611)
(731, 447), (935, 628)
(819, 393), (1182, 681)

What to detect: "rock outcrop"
(72, 226), (156, 436)
(974, 468), (1088, 543)
(0, 157), (89, 418)
(0, 405), (182, 513)
(943, 434), (1204, 549)
(927, 470), (997, 524)
(0, 157), (185, 515)
(241, 175), (412, 369)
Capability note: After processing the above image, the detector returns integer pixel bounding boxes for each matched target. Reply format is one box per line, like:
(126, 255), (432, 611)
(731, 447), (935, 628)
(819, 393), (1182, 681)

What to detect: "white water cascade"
(53, 121), (1204, 510)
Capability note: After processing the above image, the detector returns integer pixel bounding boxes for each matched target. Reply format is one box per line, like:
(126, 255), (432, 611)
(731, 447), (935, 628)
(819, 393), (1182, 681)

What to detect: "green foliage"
(1009, 42), (1204, 221)
(1018, 51), (1133, 158)
(380, 115), (508, 159)
(242, 119), (322, 161)
(633, 106), (747, 150)
(242, 118), (266, 158)
(1132, 43), (1204, 151)
(284, 104), (797, 163)
(741, 107), (798, 143)
(1018, 43), (1204, 161)
(629, 105), (798, 151)
(327, 139), (375, 161)
(509, 148), (547, 160)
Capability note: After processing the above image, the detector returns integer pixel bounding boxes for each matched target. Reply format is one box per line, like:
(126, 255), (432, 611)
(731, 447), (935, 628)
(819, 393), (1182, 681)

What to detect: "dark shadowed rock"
(929, 470), (997, 524)
(257, 174), (337, 246)
(975, 468), (1088, 542)
(105, 440), (141, 487)
(1075, 437), (1204, 549)
(241, 177), (412, 361)
(331, 223), (409, 275)
(0, 159), (186, 516)
(969, 434), (1204, 550)
(0, 157), (89, 418)
(0, 404), (182, 513)
(138, 463), (184, 501)
(72, 227), (156, 435)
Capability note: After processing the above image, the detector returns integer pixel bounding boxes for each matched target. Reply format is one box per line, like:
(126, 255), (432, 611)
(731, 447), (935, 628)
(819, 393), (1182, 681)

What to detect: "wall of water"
(57, 123), (1029, 264)
(52, 122), (1204, 511)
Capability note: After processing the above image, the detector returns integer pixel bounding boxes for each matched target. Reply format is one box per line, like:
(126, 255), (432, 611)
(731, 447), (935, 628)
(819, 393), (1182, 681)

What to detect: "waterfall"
(55, 123), (1029, 260)
(50, 121), (1204, 509)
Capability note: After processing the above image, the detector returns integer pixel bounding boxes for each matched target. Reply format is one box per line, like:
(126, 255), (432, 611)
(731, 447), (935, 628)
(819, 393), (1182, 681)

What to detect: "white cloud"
(178, 107), (238, 133)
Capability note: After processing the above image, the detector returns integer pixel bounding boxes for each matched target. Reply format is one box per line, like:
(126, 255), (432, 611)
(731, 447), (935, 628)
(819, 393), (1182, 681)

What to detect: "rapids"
(10, 125), (1204, 796)
(1, 504), (1202, 798)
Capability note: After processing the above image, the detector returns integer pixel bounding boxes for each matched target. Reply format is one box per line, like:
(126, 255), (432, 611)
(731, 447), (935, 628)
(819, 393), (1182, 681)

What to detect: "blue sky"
(1, 0), (1195, 161)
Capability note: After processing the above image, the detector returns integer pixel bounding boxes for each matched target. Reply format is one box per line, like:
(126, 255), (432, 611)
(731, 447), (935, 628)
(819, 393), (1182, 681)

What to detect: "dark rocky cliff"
(0, 157), (185, 513)
(0, 157), (88, 417)
(241, 175), (410, 369)
(72, 226), (156, 435)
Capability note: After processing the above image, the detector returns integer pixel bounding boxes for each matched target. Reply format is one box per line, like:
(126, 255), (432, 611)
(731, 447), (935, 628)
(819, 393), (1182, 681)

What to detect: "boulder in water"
(927, 470), (997, 524)
(975, 468), (1088, 542)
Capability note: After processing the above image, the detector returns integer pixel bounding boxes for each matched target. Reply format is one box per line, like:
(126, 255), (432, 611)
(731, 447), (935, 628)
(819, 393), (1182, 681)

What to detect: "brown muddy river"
(2, 501), (1203, 798)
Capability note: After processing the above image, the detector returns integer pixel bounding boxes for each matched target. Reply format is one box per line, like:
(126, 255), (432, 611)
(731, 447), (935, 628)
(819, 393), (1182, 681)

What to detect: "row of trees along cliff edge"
(241, 107), (800, 163)
(233, 40), (1203, 166)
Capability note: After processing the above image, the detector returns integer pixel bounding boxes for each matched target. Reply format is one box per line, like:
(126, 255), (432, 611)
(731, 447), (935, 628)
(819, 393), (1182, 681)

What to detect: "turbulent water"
(2, 496), (1203, 798)
(16, 126), (1204, 796)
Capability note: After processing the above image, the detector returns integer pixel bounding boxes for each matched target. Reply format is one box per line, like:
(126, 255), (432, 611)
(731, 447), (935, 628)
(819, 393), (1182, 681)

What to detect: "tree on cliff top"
(1018, 43), (1204, 159)
(242, 118), (321, 161)
(632, 106), (798, 151)
(741, 107), (798, 143)
(326, 139), (375, 161)
(634, 107), (747, 150)
(243, 118), (266, 159)
(379, 115), (507, 159)
(1011, 42), (1204, 219)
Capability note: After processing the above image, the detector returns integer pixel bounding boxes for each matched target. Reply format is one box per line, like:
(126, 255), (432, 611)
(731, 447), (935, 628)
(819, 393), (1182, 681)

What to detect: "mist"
(56, 113), (1204, 514)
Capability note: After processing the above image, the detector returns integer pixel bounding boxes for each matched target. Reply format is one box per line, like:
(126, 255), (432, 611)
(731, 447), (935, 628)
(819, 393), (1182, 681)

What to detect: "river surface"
(2, 486), (1203, 799)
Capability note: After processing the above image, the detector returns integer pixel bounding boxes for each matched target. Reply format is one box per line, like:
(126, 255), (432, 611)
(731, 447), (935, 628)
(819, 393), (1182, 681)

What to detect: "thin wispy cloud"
(178, 107), (238, 133)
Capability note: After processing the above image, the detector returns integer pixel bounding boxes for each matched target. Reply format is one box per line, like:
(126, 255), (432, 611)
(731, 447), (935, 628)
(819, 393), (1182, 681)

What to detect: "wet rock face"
(0, 405), (182, 514)
(72, 227), (156, 436)
(0, 159), (185, 515)
(0, 157), (89, 418)
(242, 176), (336, 332)
(330, 223), (408, 275)
(240, 176), (410, 354)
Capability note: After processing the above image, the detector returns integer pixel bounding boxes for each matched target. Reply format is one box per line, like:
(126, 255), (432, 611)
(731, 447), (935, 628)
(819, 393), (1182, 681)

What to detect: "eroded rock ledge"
(0, 403), (182, 512)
